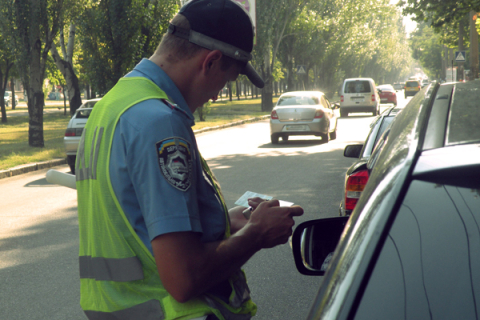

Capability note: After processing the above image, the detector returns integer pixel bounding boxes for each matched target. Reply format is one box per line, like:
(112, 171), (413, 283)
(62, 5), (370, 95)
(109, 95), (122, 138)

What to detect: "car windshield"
(344, 81), (371, 93)
(447, 81), (480, 145)
(277, 95), (319, 106)
(406, 81), (419, 87)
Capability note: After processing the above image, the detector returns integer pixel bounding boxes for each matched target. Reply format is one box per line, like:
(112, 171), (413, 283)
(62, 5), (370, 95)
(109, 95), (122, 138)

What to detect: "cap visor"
(242, 63), (264, 88)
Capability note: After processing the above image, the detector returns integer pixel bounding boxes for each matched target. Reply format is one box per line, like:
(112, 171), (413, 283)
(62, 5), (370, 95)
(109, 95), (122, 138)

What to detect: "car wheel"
(67, 155), (76, 174)
(340, 111), (348, 118)
(271, 134), (279, 144)
(330, 126), (337, 140)
(321, 132), (329, 144)
(372, 108), (377, 116)
(282, 135), (289, 142)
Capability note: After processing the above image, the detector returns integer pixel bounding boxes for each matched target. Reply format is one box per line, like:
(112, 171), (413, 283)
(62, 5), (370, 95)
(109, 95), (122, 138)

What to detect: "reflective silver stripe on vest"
(77, 126), (104, 181)
(79, 256), (144, 282)
(84, 299), (164, 320)
(204, 296), (251, 320)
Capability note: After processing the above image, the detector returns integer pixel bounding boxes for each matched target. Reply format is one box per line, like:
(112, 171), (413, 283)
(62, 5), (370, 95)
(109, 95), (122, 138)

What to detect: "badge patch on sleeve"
(156, 137), (193, 191)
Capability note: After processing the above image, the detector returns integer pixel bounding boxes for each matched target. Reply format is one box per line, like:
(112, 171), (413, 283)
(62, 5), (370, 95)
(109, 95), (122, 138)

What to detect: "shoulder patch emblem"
(156, 137), (193, 191)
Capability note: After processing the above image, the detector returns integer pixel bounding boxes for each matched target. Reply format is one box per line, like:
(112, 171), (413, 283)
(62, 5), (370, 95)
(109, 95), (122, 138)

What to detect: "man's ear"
(202, 50), (223, 74)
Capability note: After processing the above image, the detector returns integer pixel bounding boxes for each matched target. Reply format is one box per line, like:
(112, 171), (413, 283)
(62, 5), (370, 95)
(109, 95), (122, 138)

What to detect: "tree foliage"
(409, 22), (444, 79)
(78, 0), (178, 95)
(399, 0), (480, 28)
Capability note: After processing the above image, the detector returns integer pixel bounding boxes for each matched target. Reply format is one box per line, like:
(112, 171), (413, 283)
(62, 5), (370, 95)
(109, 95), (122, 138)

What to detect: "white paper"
(234, 191), (293, 207)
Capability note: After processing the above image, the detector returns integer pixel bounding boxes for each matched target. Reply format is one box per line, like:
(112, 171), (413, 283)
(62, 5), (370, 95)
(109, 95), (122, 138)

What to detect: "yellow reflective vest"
(76, 77), (256, 320)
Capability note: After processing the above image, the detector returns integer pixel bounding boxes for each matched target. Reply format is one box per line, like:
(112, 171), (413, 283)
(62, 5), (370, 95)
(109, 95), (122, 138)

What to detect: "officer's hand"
(248, 200), (303, 248)
(247, 197), (267, 210)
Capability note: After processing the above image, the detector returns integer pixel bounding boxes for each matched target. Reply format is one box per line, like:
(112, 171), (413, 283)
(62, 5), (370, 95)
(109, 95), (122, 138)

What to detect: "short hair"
(156, 14), (237, 71)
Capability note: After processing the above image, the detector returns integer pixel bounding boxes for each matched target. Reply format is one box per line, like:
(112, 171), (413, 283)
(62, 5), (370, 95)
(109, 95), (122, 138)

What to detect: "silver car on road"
(269, 91), (338, 144)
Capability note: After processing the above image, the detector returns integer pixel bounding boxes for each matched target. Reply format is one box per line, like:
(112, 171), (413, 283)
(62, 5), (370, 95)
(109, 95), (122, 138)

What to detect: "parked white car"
(4, 91), (19, 107)
(64, 98), (101, 173)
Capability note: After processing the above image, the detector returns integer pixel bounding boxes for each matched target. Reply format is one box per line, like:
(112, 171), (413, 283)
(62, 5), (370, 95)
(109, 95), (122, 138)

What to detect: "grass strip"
(0, 97), (274, 170)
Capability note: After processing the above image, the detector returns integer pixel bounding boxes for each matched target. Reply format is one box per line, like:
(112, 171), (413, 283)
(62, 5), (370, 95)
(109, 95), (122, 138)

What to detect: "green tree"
(255, 0), (309, 112)
(0, 0), (67, 147)
(78, 0), (177, 95)
(50, 3), (85, 116)
(0, 18), (15, 123)
(409, 22), (444, 79)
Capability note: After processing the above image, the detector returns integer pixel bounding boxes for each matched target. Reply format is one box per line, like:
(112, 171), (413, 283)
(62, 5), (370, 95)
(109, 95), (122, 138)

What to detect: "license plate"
(285, 125), (307, 131)
(381, 98), (388, 102)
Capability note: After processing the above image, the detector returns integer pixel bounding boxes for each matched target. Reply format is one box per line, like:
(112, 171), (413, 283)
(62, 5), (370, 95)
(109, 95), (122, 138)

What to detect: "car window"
(446, 81), (480, 145)
(406, 81), (419, 87)
(76, 109), (93, 119)
(277, 95), (319, 106)
(81, 101), (99, 109)
(344, 81), (371, 93)
(377, 85), (394, 91)
(354, 180), (480, 320)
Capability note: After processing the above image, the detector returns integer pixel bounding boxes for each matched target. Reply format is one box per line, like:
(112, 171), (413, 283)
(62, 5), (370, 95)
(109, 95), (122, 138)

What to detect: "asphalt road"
(0, 95), (408, 319)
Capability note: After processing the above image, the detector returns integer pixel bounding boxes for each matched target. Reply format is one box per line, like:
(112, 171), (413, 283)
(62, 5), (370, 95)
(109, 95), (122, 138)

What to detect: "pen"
(242, 206), (253, 219)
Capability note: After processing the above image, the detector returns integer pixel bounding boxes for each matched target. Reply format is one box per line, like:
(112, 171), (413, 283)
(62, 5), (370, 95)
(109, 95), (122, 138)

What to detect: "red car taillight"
(271, 110), (279, 120)
(65, 128), (83, 137)
(314, 110), (324, 118)
(345, 169), (369, 211)
(371, 94), (375, 102)
(341, 95), (344, 102)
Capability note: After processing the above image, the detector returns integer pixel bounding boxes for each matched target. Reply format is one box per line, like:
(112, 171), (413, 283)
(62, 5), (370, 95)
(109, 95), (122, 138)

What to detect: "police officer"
(76, 1), (304, 319)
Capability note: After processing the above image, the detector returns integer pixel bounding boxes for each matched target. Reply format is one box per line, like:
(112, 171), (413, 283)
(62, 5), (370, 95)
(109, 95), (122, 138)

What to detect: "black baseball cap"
(168, 0), (264, 88)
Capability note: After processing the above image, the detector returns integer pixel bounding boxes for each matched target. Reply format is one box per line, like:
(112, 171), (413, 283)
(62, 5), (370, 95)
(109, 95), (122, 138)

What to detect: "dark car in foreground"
(339, 106), (403, 216)
(292, 80), (480, 319)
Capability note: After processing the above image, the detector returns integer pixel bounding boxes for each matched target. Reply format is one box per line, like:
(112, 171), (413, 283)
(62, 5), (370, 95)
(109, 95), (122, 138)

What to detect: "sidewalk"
(0, 114), (270, 180)
(6, 100), (70, 117)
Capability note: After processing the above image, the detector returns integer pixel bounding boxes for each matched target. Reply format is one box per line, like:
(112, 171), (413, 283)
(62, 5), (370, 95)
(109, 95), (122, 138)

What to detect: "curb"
(0, 115), (270, 180)
(0, 158), (67, 180)
(193, 115), (270, 134)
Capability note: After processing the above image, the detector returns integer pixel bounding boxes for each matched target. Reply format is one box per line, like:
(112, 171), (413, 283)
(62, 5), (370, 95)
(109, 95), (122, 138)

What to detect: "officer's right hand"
(247, 199), (303, 248)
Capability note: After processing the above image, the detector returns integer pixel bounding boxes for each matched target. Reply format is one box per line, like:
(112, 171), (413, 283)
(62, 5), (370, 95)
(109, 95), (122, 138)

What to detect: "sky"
(389, 0), (418, 36)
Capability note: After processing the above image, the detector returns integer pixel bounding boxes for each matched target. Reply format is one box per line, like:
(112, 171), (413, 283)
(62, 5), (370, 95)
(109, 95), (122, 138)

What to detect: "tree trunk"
(228, 81), (232, 101)
(236, 80), (240, 100)
(50, 30), (82, 115)
(457, 20), (464, 81)
(1, 71), (6, 124)
(10, 79), (16, 110)
(470, 10), (479, 79)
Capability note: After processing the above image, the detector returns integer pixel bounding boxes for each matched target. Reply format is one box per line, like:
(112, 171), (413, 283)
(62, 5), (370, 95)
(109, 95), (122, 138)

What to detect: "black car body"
(292, 80), (480, 319)
(340, 106), (403, 216)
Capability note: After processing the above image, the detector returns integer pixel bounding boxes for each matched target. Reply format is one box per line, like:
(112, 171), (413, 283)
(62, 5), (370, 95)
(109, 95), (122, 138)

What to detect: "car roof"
(279, 91), (325, 97)
(377, 84), (393, 88)
(343, 78), (374, 82)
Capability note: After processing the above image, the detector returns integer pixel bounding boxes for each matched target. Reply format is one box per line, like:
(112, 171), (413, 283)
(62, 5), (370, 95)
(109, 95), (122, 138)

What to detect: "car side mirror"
(292, 217), (349, 276)
(344, 144), (363, 158)
(377, 89), (382, 93)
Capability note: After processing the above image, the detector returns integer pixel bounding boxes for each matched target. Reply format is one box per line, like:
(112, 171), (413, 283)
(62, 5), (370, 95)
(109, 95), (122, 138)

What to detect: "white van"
(340, 78), (380, 117)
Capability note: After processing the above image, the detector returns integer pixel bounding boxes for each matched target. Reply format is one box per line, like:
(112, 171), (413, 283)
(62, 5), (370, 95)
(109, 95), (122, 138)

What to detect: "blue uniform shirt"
(109, 59), (226, 254)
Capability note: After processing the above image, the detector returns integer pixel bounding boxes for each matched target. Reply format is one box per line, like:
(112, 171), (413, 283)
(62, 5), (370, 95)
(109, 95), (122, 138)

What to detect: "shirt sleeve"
(109, 100), (203, 246)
